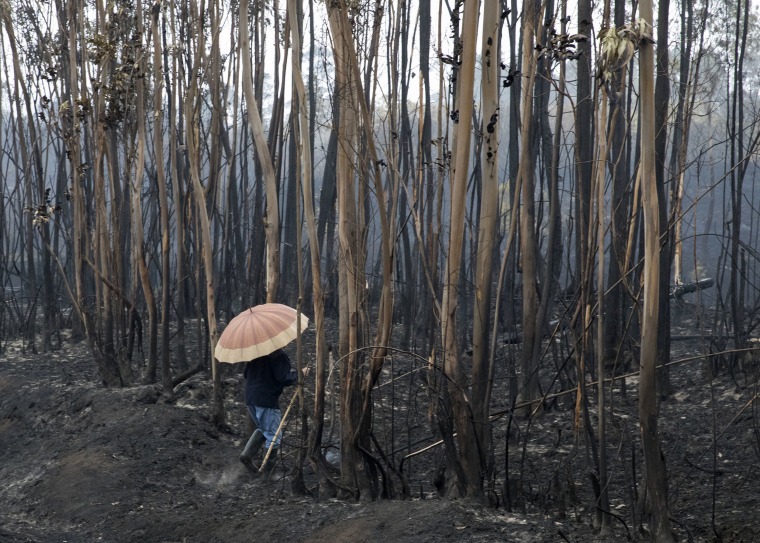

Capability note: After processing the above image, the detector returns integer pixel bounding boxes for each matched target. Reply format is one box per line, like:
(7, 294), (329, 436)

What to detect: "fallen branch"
(670, 278), (714, 299)
(670, 335), (734, 341)
(172, 362), (205, 388)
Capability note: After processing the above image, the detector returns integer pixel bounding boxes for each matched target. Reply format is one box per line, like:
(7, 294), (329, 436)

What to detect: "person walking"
(239, 348), (304, 472)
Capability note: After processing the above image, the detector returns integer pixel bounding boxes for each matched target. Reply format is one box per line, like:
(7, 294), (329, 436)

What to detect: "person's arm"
(272, 350), (298, 387)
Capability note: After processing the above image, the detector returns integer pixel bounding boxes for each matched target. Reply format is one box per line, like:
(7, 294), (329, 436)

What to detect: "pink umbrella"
(214, 303), (309, 363)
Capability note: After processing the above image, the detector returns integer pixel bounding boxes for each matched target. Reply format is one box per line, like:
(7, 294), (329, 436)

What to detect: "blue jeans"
(247, 405), (283, 449)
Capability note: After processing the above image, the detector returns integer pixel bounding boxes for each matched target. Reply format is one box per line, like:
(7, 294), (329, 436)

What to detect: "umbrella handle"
(259, 386), (300, 471)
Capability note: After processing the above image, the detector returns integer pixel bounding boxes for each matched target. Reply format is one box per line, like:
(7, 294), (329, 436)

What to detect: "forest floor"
(1, 302), (760, 542)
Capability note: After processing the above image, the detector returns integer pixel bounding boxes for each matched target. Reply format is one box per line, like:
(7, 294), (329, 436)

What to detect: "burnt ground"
(1, 304), (760, 543)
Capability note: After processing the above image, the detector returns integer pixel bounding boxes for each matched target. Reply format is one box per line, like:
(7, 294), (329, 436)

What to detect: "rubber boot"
(257, 448), (278, 478)
(239, 429), (265, 468)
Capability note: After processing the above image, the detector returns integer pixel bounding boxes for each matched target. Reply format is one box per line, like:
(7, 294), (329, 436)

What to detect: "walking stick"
(259, 385), (300, 472)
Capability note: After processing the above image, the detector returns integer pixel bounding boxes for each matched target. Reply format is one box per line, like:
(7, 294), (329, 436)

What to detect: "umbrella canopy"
(214, 303), (309, 363)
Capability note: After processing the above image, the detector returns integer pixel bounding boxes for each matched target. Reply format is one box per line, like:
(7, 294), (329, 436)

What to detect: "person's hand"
(302, 366), (310, 378)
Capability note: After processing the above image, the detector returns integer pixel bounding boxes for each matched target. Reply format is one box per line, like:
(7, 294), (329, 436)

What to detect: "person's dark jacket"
(244, 349), (297, 408)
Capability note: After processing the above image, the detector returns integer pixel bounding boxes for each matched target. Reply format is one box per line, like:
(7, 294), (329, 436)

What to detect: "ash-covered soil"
(1, 306), (759, 542)
(0, 341), (572, 543)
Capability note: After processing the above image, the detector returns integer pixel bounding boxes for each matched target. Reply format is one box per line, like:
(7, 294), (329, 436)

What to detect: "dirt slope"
(0, 343), (579, 543)
(2, 327), (759, 542)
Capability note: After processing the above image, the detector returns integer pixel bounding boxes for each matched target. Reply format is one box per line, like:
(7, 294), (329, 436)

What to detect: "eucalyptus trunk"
(516, 0), (540, 406)
(470, 0), (502, 487)
(593, 3), (612, 531)
(653, 0), (672, 396)
(187, 0), (223, 425)
(292, 6), (334, 497)
(728, 0), (751, 360)
(440, 0), (483, 498)
(166, 0), (188, 371)
(131, 0), (159, 386)
(327, 0), (373, 499)
(575, 0), (594, 289)
(603, 0), (631, 360)
(638, 1), (674, 538)
(240, 0), (280, 303)
(151, 2), (173, 398)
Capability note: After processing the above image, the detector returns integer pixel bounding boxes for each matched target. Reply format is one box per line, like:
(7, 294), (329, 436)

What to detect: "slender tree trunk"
(151, 2), (173, 398)
(603, 0), (631, 359)
(284, 0), (310, 494)
(729, 0), (751, 361)
(187, 0), (223, 425)
(593, 2), (613, 529)
(394, 0), (414, 349)
(358, 4), (395, 500)
(166, 0), (188, 371)
(440, 0), (482, 499)
(132, 0), (159, 385)
(517, 0), (540, 406)
(471, 0), (502, 488)
(60, 0), (87, 342)
(536, 1), (567, 382)
(417, 0), (436, 350)
(327, 0), (371, 499)
(638, 3), (674, 539)
(669, 0), (691, 286)
(530, 0), (561, 368)
(240, 0), (280, 303)
(654, 0), (672, 396)
(293, 0), (334, 494)
(575, 0), (594, 288)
